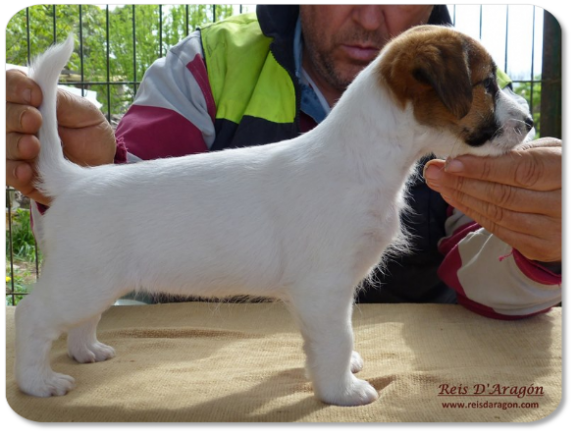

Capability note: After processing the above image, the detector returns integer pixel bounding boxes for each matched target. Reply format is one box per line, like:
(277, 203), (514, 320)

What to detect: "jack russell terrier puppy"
(15, 26), (532, 406)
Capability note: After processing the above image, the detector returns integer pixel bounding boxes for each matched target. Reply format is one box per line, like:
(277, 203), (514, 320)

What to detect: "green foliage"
(6, 4), (237, 118)
(513, 77), (542, 138)
(6, 209), (41, 306)
(5, 270), (34, 306)
(6, 209), (39, 262)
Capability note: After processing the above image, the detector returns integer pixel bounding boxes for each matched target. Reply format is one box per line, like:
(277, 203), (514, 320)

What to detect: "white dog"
(15, 26), (532, 406)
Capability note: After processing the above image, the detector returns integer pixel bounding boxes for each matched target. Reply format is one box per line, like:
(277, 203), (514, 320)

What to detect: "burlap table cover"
(6, 302), (561, 422)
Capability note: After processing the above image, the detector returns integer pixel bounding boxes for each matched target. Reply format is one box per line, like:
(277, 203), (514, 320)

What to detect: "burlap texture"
(6, 303), (561, 422)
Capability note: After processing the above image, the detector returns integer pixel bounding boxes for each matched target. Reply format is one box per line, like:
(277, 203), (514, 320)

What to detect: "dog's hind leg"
(14, 263), (120, 397)
(68, 314), (115, 363)
(288, 287), (378, 406)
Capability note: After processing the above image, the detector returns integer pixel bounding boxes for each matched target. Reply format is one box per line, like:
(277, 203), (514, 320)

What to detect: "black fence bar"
(159, 5), (163, 58)
(479, 5), (482, 39)
(52, 4), (57, 43)
(132, 5), (138, 96)
(106, 5), (111, 122)
(504, 5), (509, 75)
(26, 8), (31, 64)
(6, 189), (15, 306)
(79, 5), (85, 98)
(541, 10), (562, 139)
(529, 6), (536, 116)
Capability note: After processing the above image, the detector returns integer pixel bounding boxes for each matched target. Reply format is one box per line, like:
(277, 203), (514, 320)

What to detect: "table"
(5, 302), (561, 422)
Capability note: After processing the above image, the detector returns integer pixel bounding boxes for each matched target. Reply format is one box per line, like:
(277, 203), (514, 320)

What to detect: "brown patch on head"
(377, 25), (500, 146)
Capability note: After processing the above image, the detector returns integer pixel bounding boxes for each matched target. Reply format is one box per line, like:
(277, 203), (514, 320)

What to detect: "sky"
(94, 4), (543, 81)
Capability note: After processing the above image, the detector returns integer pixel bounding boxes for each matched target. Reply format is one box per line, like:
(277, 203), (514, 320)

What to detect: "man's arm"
(115, 31), (216, 161)
(436, 204), (561, 319)
(424, 140), (562, 318)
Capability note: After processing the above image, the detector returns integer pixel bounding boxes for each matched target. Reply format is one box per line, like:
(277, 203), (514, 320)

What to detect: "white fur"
(15, 33), (531, 405)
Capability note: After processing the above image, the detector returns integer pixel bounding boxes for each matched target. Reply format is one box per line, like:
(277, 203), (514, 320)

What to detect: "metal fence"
(449, 5), (561, 139)
(5, 5), (562, 305)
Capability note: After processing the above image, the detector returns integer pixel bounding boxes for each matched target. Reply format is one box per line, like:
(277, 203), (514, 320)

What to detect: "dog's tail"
(30, 35), (85, 199)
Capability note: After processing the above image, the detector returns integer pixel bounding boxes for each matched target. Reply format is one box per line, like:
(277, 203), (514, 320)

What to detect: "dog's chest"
(352, 188), (404, 273)
(363, 203), (401, 247)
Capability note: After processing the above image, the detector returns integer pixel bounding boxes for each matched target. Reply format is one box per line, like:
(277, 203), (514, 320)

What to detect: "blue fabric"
(293, 19), (329, 124)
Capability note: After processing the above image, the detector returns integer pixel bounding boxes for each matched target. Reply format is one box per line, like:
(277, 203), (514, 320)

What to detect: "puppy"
(15, 26), (532, 406)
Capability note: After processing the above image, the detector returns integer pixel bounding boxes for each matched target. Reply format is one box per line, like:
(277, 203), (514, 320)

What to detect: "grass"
(6, 208), (42, 306)
(6, 263), (38, 305)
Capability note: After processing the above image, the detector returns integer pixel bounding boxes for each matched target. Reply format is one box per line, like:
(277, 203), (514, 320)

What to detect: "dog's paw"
(317, 376), (379, 406)
(69, 341), (116, 364)
(18, 371), (75, 397)
(350, 351), (364, 373)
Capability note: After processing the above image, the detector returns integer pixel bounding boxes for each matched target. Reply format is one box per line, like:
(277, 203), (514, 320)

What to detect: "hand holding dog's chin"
(6, 70), (116, 207)
(424, 138), (562, 263)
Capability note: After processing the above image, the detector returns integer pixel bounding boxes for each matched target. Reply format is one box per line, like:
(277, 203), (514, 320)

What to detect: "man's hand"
(424, 138), (562, 263)
(6, 69), (117, 206)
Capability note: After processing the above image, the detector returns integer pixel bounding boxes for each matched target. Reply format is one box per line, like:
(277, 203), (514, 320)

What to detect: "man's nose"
(352, 6), (384, 31)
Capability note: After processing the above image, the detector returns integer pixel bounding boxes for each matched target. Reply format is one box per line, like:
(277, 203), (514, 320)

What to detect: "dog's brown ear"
(411, 46), (473, 120)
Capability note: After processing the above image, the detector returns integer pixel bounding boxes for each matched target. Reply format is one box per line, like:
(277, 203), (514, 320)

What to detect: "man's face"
(300, 5), (434, 97)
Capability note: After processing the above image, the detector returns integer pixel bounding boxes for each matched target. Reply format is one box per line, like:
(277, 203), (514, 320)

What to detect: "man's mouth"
(341, 44), (380, 63)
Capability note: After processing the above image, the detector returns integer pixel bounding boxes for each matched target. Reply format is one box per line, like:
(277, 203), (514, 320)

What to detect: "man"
(6, 5), (561, 318)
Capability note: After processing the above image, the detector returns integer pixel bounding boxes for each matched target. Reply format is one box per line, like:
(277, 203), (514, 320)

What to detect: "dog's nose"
(524, 116), (534, 132)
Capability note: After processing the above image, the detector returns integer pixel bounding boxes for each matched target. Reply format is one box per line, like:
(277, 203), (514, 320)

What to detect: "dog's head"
(377, 25), (533, 156)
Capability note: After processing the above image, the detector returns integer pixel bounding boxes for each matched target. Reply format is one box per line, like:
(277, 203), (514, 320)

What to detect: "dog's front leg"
(350, 350), (365, 374)
(68, 315), (115, 363)
(289, 291), (378, 406)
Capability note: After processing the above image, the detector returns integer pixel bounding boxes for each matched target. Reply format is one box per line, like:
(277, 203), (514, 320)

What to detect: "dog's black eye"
(483, 77), (497, 94)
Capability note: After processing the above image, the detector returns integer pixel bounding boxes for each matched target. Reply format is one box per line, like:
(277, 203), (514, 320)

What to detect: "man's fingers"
(442, 189), (558, 236)
(6, 103), (42, 134)
(56, 88), (105, 128)
(59, 122), (117, 166)
(6, 159), (34, 186)
(6, 160), (52, 206)
(444, 143), (562, 191)
(6, 69), (43, 106)
(426, 169), (561, 217)
(516, 137), (563, 150)
(440, 191), (561, 262)
(6, 133), (41, 161)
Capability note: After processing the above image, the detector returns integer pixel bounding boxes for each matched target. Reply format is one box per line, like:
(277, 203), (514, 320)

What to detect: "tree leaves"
(7, 5), (235, 118)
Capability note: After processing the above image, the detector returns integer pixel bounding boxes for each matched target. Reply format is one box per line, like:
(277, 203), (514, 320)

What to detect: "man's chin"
(333, 64), (370, 88)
